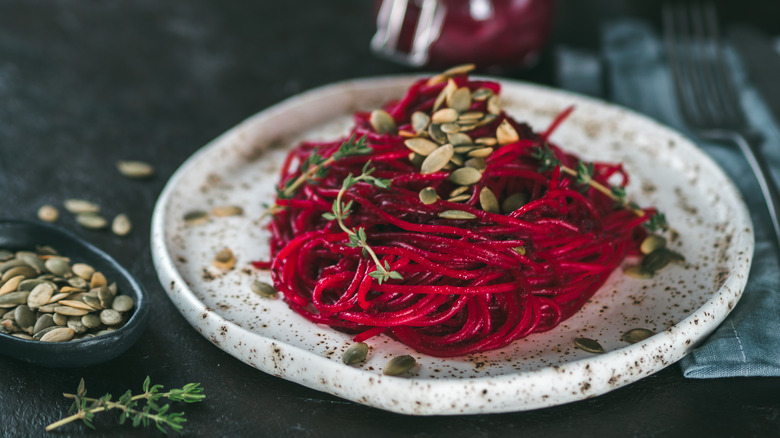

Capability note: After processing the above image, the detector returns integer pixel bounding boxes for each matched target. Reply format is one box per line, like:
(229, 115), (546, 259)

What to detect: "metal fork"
(663, 3), (780, 249)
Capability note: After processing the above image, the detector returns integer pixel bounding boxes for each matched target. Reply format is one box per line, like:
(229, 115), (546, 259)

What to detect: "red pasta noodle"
(264, 73), (654, 357)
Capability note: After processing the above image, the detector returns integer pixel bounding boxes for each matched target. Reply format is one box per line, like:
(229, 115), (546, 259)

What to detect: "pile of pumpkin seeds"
(0, 247), (135, 343)
(368, 64), (525, 221)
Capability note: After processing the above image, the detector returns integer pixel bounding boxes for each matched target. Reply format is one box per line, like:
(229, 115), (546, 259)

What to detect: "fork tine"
(663, 4), (701, 127)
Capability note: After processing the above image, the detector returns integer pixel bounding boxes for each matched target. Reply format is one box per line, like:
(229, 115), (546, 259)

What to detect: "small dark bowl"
(0, 219), (150, 367)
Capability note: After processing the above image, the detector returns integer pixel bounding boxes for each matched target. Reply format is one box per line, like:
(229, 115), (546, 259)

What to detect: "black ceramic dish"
(0, 219), (149, 367)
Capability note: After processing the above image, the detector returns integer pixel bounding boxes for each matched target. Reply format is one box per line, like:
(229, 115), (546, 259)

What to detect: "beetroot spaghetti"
(263, 66), (664, 358)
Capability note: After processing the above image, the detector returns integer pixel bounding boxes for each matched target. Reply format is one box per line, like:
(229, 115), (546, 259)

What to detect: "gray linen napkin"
(557, 19), (780, 377)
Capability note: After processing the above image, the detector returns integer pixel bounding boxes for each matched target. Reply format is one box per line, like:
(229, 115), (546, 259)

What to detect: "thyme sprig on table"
(46, 376), (205, 434)
(532, 144), (668, 229)
(322, 162), (402, 285)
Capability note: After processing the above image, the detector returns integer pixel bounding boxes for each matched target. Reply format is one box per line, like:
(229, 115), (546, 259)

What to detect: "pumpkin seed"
(54, 305), (89, 316)
(33, 314), (55, 333)
(464, 157), (487, 171)
(487, 95), (501, 114)
(442, 63), (475, 76)
(100, 308), (122, 326)
(212, 205), (244, 217)
(3, 265), (37, 281)
(467, 147), (494, 158)
(0, 250), (12, 261)
(438, 210), (477, 220)
(448, 132), (472, 146)
(428, 123), (448, 144)
(370, 109), (396, 135)
(52, 312), (68, 325)
(76, 213), (108, 230)
(48, 292), (71, 304)
(213, 248), (236, 271)
(502, 193), (529, 213)
(112, 295), (134, 312)
(449, 186), (469, 198)
(184, 210), (209, 225)
(16, 252), (45, 273)
(68, 276), (88, 289)
(420, 145), (454, 174)
(383, 355), (416, 376)
(37, 304), (57, 313)
(472, 88), (493, 101)
(404, 138), (438, 156)
(0, 275), (25, 295)
(34, 325), (62, 339)
(426, 73), (447, 86)
(40, 327), (75, 343)
(574, 337), (604, 354)
(64, 199), (100, 214)
(433, 79), (456, 111)
(98, 286), (114, 308)
(512, 246), (527, 255)
(37, 204), (59, 222)
(90, 272), (107, 289)
(642, 248), (684, 273)
(459, 111), (484, 121)
(18, 279), (44, 291)
(449, 167), (482, 186)
(14, 305), (35, 329)
(59, 300), (94, 311)
(432, 108), (459, 124)
(448, 87), (472, 112)
(479, 187), (500, 213)
(81, 313), (102, 329)
(440, 122), (461, 133)
(449, 153), (464, 166)
(67, 316), (87, 334)
(111, 214), (132, 236)
(419, 187), (438, 205)
(250, 280), (276, 298)
(640, 235), (667, 255)
(341, 342), (369, 365)
(82, 295), (102, 310)
(27, 283), (54, 309)
(409, 153), (425, 167)
(475, 137), (498, 146)
(411, 111), (430, 133)
(71, 263), (95, 280)
(496, 120), (520, 145)
(117, 160), (155, 179)
(622, 328), (655, 344)
(447, 194), (471, 203)
(0, 259), (27, 274)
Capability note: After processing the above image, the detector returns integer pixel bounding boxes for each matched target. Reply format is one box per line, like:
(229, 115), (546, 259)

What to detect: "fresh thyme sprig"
(262, 136), (371, 220)
(46, 377), (205, 434)
(322, 163), (401, 284)
(532, 145), (667, 228)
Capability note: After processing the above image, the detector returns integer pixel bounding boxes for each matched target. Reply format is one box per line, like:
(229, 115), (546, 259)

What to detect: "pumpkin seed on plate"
(411, 111), (430, 133)
(90, 272), (107, 289)
(183, 210), (209, 225)
(448, 87), (472, 112)
(449, 167), (482, 186)
(438, 210), (477, 220)
(342, 342), (369, 365)
(71, 263), (95, 280)
(404, 138), (438, 156)
(442, 63), (475, 76)
(428, 123), (448, 144)
(479, 187), (500, 213)
(420, 145), (454, 174)
(250, 280), (276, 298)
(447, 132), (472, 146)
(496, 120), (520, 145)
(623, 265), (653, 279)
(213, 248), (236, 271)
(472, 88), (493, 101)
(487, 95), (501, 114)
(640, 235), (667, 255)
(432, 108), (459, 124)
(574, 337), (604, 354)
(111, 295), (134, 312)
(383, 355), (416, 376)
(622, 328), (655, 344)
(502, 192), (529, 213)
(467, 147), (493, 158)
(419, 187), (438, 205)
(369, 109), (396, 135)
(100, 309), (123, 326)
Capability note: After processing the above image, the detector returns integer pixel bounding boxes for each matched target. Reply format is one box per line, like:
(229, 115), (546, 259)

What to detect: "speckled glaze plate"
(151, 76), (753, 415)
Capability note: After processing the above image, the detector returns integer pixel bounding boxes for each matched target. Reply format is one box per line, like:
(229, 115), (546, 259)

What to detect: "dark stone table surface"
(1, 1), (779, 436)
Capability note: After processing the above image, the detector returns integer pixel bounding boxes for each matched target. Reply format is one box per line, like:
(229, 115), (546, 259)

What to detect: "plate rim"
(151, 74), (754, 415)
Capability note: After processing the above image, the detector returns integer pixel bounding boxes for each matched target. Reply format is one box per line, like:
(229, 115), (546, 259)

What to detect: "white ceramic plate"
(151, 76), (753, 415)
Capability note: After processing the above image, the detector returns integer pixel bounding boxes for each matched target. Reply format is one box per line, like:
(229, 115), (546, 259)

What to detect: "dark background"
(1, 1), (780, 436)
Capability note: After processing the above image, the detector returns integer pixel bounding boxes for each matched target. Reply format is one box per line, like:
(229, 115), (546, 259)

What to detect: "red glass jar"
(372, 0), (555, 70)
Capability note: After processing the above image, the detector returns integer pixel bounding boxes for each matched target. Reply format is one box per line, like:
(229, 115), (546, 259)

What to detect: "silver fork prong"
(704, 4), (748, 128)
(371, 0), (410, 58)
(663, 4), (700, 126)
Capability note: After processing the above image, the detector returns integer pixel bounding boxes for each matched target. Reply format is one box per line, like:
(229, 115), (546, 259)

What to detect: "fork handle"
(713, 130), (780, 252)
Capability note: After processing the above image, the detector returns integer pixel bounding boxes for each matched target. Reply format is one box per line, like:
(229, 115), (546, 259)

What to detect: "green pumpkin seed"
(471, 88), (493, 101)
(40, 327), (75, 343)
(27, 283), (55, 309)
(383, 355), (416, 376)
(81, 313), (102, 329)
(438, 210), (477, 220)
(642, 248), (684, 273)
(453, 145), (477, 154)
(52, 312), (68, 326)
(640, 235), (667, 255)
(2, 266), (36, 282)
(0, 259), (28, 274)
(341, 342), (369, 365)
(448, 87), (472, 112)
(0, 250), (13, 261)
(117, 160), (154, 179)
(487, 95), (501, 114)
(448, 132), (472, 146)
(111, 295), (134, 312)
(440, 123), (461, 134)
(449, 153), (464, 167)
(502, 193), (529, 213)
(432, 108), (459, 124)
(442, 63), (475, 76)
(449, 167), (482, 186)
(100, 308), (122, 325)
(428, 123), (448, 144)
(0, 291), (28, 308)
(59, 299), (94, 311)
(459, 111), (484, 121)
(14, 305), (35, 328)
(44, 257), (71, 277)
(404, 138), (438, 156)
(411, 111), (430, 133)
(418, 187), (438, 205)
(433, 79), (456, 111)
(54, 305), (88, 317)
(34, 325), (61, 340)
(574, 337), (604, 354)
(111, 214), (132, 236)
(68, 276), (88, 289)
(479, 187), (500, 213)
(449, 186), (469, 198)
(467, 147), (493, 158)
(421, 144), (454, 174)
(624, 265), (653, 279)
(212, 205), (244, 217)
(409, 153), (425, 167)
(98, 286), (114, 308)
(475, 137), (498, 146)
(369, 109), (396, 135)
(464, 157), (487, 171)
(37, 204), (59, 222)
(250, 280), (276, 298)
(16, 252), (45, 273)
(18, 279), (45, 291)
(76, 213), (108, 230)
(64, 199), (100, 214)
(0, 275), (25, 295)
(622, 328), (655, 344)
(67, 316), (87, 334)
(184, 210), (209, 225)
(71, 263), (95, 280)
(33, 314), (55, 333)
(447, 194), (471, 203)
(82, 295), (102, 310)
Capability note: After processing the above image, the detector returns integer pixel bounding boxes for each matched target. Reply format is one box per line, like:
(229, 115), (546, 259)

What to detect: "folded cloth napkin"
(557, 19), (780, 378)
